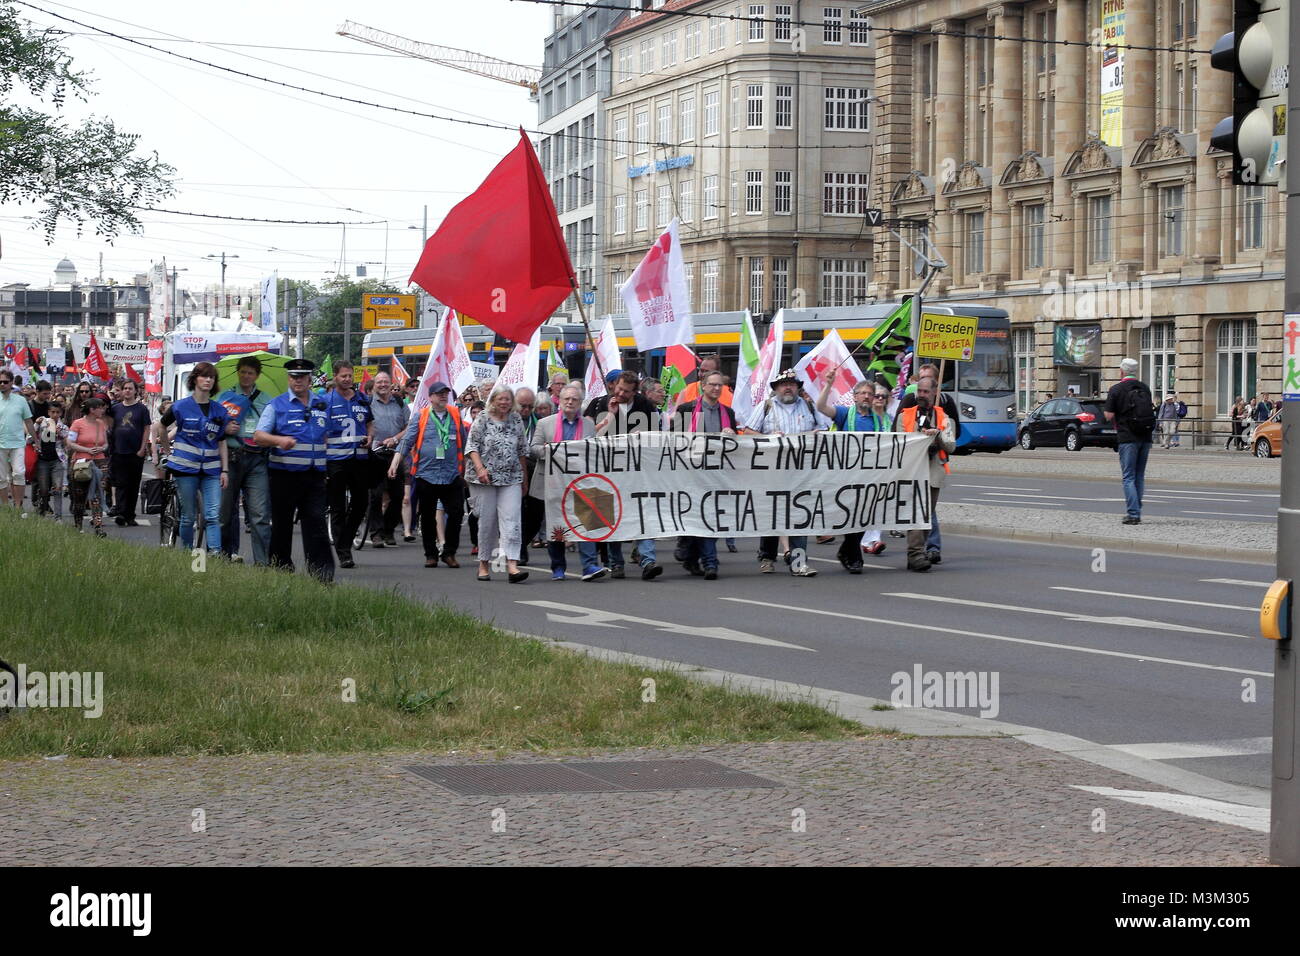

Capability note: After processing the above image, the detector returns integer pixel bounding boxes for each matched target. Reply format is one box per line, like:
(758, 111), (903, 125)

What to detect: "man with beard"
(894, 378), (955, 572)
(753, 369), (824, 577)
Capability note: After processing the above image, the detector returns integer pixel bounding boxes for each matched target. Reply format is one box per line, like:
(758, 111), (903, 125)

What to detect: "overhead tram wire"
(128, 208), (385, 225)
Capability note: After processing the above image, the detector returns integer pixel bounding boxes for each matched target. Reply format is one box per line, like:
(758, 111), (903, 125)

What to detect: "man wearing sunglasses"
(0, 373), (39, 513)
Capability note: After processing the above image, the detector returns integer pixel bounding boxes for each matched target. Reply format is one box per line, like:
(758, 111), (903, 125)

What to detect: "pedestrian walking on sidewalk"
(1104, 358), (1156, 525)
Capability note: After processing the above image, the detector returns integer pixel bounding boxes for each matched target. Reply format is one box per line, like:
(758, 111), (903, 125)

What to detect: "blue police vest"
(166, 396), (228, 476)
(321, 388), (372, 462)
(266, 392), (329, 471)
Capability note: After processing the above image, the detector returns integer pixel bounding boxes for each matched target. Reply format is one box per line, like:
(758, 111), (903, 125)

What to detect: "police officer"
(253, 358), (334, 583)
(320, 360), (374, 568)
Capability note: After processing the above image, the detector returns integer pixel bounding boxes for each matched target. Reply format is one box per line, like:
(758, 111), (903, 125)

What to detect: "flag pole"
(571, 277), (608, 383)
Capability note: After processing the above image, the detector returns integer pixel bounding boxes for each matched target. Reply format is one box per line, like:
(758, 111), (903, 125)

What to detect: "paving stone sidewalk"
(1, 738), (1267, 865)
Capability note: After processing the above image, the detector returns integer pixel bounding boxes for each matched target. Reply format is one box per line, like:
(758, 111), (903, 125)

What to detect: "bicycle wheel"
(160, 484), (180, 548)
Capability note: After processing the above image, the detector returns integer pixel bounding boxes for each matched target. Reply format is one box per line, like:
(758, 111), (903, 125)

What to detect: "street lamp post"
(205, 252), (240, 320)
(170, 266), (188, 332)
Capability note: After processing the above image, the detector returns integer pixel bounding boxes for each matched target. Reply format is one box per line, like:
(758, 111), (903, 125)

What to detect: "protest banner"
(542, 430), (932, 542)
(794, 329), (865, 408)
(621, 218), (693, 352)
(498, 326), (541, 391)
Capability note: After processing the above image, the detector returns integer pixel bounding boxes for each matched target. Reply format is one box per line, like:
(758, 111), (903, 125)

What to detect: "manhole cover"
(405, 758), (779, 795)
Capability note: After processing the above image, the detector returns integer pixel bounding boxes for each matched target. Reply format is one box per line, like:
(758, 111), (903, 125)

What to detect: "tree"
(306, 276), (401, 367)
(0, 4), (176, 240)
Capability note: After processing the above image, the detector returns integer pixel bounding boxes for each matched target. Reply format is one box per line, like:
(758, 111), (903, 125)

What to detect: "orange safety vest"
(898, 404), (951, 474)
(410, 404), (464, 476)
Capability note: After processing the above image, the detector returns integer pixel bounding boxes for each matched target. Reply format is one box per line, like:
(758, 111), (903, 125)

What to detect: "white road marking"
(719, 597), (1271, 677)
(958, 498), (1065, 507)
(1182, 510), (1270, 518)
(881, 592), (1255, 639)
(1149, 489), (1279, 498)
(952, 484), (1042, 492)
(1143, 496), (1251, 504)
(1049, 586), (1258, 612)
(1201, 578), (1270, 587)
(515, 600), (814, 652)
(1072, 786), (1268, 832)
(1106, 737), (1272, 761)
(980, 492), (1125, 502)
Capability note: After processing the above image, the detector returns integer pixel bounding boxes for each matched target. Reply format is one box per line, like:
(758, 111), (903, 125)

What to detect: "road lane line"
(1183, 510), (1271, 517)
(951, 483), (1042, 491)
(719, 597), (1271, 677)
(516, 600), (814, 651)
(981, 492), (1125, 502)
(1106, 737), (1272, 760)
(1049, 586), (1258, 612)
(958, 498), (1065, 506)
(880, 592), (1255, 639)
(1201, 578), (1269, 587)
(1071, 787), (1268, 832)
(1148, 489), (1279, 498)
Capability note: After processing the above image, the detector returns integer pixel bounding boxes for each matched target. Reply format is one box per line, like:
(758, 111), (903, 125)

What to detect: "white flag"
(619, 219), (693, 352)
(259, 274), (278, 332)
(582, 316), (621, 402)
(412, 309), (475, 414)
(735, 311), (784, 430)
(497, 326), (541, 392)
(794, 329), (866, 409)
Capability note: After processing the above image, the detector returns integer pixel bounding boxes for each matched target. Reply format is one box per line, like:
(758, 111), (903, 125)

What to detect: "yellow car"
(1253, 416), (1283, 458)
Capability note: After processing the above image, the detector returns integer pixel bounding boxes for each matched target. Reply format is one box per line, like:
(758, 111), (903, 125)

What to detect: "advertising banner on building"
(1053, 324), (1103, 367)
(1100, 0), (1126, 147)
(542, 430), (932, 542)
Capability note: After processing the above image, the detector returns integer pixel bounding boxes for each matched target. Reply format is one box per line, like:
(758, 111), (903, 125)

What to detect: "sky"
(1, 0), (553, 296)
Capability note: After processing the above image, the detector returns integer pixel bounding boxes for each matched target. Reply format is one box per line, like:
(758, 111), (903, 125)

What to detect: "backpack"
(1176, 401), (1188, 419)
(1123, 382), (1156, 440)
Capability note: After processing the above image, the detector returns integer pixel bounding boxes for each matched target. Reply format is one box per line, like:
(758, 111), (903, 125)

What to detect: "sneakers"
(758, 558), (775, 574)
(790, 565), (818, 577)
(337, 551), (356, 569)
(641, 563), (663, 581)
(925, 550), (941, 565)
(552, 569), (565, 581)
(840, 557), (863, 574)
(863, 541), (886, 555)
(610, 564), (625, 580)
(581, 567), (609, 582)
(1121, 516), (1141, 525)
(230, 554), (245, 564)
(703, 568), (718, 581)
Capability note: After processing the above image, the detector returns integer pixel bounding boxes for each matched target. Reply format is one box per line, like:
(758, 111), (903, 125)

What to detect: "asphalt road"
(951, 474), (1280, 522)
(104, 512), (1277, 796)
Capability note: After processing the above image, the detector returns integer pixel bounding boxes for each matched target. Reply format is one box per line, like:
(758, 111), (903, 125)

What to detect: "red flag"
(390, 355), (410, 389)
(82, 331), (110, 380)
(125, 363), (143, 384)
(410, 129), (574, 343)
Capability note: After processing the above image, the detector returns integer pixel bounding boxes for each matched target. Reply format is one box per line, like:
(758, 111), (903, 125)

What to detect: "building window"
(824, 87), (870, 130)
(823, 7), (843, 44)
(703, 175), (719, 219)
(822, 171), (870, 215)
(1215, 318), (1257, 414)
(567, 172), (580, 212)
(1013, 326), (1036, 414)
(1088, 194), (1113, 264)
(1159, 184), (1185, 257)
(731, 84), (740, 130)
(965, 211), (985, 275)
(613, 115), (628, 158)
(539, 137), (552, 176)
(684, 260), (694, 302)
(704, 90), (720, 135)
(610, 270), (627, 316)
(657, 184), (672, 226)
(849, 10), (871, 45)
(640, 39), (654, 75)
(820, 259), (870, 306)
(613, 195), (627, 235)
(1036, 10), (1057, 72)
(663, 30), (678, 67)
(1140, 321), (1177, 397)
(774, 170), (792, 214)
(618, 45), (633, 83)
(581, 115), (594, 164)
(1024, 203), (1046, 270)
(680, 179), (694, 222)
(635, 188), (649, 231)
(686, 22), (702, 58)
(745, 170), (763, 214)
(775, 84), (793, 128)
(749, 4), (765, 40)
(775, 4), (792, 41)
(657, 102), (672, 143)
(634, 110), (649, 154)
(747, 84), (764, 128)
(680, 96), (695, 141)
(552, 178), (565, 212)
(581, 166), (594, 206)
(708, 16), (723, 51)
(772, 257), (790, 310)
(701, 260), (720, 312)
(1241, 184), (1266, 250)
(749, 257), (765, 313)
(1038, 94), (1055, 153)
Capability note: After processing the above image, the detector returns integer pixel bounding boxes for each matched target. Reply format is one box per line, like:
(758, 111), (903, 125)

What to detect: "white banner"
(166, 331), (283, 364)
(147, 262), (169, 336)
(497, 326), (541, 391)
(70, 334), (148, 365)
(794, 329), (866, 408)
(582, 316), (621, 402)
(44, 348), (66, 371)
(412, 310), (475, 413)
(259, 274), (278, 332)
(620, 218), (694, 352)
(542, 430), (932, 541)
(734, 311), (783, 430)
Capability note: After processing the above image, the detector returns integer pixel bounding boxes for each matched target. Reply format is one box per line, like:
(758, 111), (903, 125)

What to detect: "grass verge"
(0, 511), (864, 756)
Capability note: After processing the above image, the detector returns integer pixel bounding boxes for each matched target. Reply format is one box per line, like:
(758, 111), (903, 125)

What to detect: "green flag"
(546, 341), (566, 378)
(659, 363), (686, 404)
(319, 354), (333, 380)
(863, 300), (913, 389)
(739, 311), (761, 369)
(863, 299), (912, 352)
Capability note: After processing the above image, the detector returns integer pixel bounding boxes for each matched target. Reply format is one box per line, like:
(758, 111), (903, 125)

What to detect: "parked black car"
(1017, 397), (1117, 451)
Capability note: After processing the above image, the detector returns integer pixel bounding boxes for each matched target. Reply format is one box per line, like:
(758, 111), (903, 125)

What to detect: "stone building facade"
(867, 0), (1284, 428)
(601, 0), (875, 322)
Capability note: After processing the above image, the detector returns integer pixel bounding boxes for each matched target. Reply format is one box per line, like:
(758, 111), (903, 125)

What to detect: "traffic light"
(1210, 0), (1290, 186)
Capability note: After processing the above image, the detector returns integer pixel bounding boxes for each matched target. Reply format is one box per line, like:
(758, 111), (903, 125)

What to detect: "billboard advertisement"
(1053, 324), (1103, 367)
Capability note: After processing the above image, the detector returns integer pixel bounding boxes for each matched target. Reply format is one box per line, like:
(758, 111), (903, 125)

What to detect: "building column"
(933, 21), (964, 288)
(1051, 0), (1085, 273)
(1194, 1), (1232, 263)
(871, 30), (913, 298)
(988, 4), (1024, 282)
(1119, 0), (1157, 266)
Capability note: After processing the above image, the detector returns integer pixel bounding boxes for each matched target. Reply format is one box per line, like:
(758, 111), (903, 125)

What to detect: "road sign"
(361, 294), (417, 330)
(916, 312), (979, 361)
(582, 291), (596, 305)
(865, 208), (884, 227)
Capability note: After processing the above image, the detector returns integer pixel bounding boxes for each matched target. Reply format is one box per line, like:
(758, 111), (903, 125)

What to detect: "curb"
(942, 521), (1275, 564)
(955, 467), (1280, 491)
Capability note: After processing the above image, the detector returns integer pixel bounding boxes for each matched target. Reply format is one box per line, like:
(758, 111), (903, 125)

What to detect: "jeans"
(926, 506), (941, 553)
(548, 539), (602, 576)
(759, 535), (806, 561)
(907, 489), (942, 564)
(35, 459), (65, 516)
(608, 538), (657, 568)
(1118, 441), (1152, 519)
(221, 448), (271, 564)
(176, 472), (222, 552)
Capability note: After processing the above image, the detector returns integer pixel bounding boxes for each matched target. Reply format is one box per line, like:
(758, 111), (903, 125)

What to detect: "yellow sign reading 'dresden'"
(917, 312), (979, 361)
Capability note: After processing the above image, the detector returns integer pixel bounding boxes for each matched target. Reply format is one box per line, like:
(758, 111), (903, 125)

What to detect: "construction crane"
(337, 20), (541, 95)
